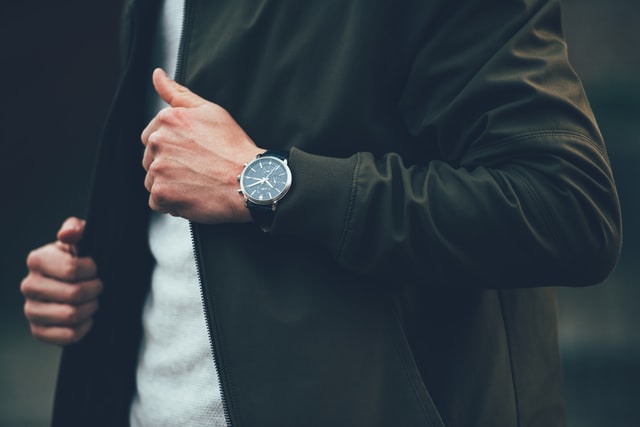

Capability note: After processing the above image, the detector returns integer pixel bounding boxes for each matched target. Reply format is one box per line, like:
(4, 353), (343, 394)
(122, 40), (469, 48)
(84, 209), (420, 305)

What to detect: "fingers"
(24, 298), (99, 328)
(152, 67), (205, 108)
(141, 108), (162, 149)
(140, 68), (206, 146)
(21, 274), (103, 304)
(56, 216), (86, 245)
(22, 217), (100, 346)
(21, 275), (102, 346)
(28, 319), (94, 346)
(142, 138), (155, 171)
(27, 243), (98, 282)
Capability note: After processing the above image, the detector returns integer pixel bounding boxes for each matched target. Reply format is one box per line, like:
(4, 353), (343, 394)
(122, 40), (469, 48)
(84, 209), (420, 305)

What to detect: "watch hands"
(266, 165), (279, 176)
(245, 165), (278, 189)
(245, 177), (274, 188)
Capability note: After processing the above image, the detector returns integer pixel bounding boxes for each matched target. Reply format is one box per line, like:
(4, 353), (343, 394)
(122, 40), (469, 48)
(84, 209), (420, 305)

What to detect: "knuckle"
(168, 107), (185, 122)
(147, 131), (162, 150)
(23, 300), (35, 320)
(59, 327), (79, 344)
(60, 257), (80, 281)
(30, 324), (44, 339)
(210, 102), (227, 116)
(25, 249), (41, 270)
(151, 183), (172, 206)
(65, 285), (85, 304)
(68, 322), (92, 344)
(82, 256), (96, 274)
(156, 107), (173, 122)
(148, 158), (166, 175)
(157, 108), (185, 128)
(31, 325), (55, 344)
(61, 305), (79, 325)
(144, 171), (153, 190)
(20, 276), (33, 296)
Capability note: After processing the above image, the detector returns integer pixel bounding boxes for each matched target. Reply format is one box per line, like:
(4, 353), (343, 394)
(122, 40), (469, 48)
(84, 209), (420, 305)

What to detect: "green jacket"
(53, 0), (621, 426)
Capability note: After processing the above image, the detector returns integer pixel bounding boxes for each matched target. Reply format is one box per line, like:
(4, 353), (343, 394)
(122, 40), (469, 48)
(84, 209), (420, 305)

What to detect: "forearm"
(272, 138), (620, 289)
(271, 0), (622, 289)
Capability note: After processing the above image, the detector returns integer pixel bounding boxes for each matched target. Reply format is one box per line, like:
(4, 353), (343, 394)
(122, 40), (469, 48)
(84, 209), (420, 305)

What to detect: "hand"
(141, 68), (264, 223)
(20, 217), (103, 346)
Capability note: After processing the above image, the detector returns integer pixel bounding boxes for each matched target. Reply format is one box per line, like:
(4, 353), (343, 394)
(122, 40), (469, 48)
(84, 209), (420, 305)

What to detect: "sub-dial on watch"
(238, 150), (292, 230)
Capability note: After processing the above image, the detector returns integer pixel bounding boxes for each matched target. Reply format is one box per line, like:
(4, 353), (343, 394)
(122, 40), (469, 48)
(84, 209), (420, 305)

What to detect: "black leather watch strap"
(246, 149), (290, 231)
(247, 201), (277, 229)
(259, 149), (289, 160)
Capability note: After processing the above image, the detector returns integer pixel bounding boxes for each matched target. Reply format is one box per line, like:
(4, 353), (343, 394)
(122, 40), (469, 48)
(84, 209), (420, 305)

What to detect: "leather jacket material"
(52, 0), (622, 426)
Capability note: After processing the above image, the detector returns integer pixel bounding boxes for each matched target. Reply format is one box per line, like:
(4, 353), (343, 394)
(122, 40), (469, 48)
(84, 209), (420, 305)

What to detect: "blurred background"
(0, 1), (638, 426)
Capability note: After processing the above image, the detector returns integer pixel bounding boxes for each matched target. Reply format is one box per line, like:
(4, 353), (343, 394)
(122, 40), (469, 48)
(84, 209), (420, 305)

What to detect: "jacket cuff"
(271, 147), (358, 258)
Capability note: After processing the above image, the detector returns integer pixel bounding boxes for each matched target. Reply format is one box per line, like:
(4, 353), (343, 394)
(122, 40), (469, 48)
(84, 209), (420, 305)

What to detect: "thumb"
(152, 68), (205, 108)
(57, 217), (86, 245)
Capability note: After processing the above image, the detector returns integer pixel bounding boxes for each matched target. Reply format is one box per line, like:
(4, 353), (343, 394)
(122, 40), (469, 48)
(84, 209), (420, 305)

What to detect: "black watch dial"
(240, 155), (292, 205)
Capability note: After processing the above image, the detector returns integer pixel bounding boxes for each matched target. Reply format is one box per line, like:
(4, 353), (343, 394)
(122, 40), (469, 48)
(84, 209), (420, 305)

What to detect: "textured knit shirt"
(129, 0), (227, 425)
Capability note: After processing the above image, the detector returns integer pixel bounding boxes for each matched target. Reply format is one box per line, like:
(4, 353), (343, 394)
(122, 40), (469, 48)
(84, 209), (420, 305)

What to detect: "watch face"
(240, 156), (292, 205)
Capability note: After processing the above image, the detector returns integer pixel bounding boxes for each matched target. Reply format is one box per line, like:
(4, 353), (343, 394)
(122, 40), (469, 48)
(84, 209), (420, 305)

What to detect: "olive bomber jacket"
(52, 0), (622, 426)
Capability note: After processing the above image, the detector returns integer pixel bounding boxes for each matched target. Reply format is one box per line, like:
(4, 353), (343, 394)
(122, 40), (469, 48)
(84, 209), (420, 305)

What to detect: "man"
(21, 0), (621, 425)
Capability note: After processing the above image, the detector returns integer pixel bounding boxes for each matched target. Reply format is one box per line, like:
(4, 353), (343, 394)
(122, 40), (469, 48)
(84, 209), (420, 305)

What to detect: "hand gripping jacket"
(53, 0), (622, 426)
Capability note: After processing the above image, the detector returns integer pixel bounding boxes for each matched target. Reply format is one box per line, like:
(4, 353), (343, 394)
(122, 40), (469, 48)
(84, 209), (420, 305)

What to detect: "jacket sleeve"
(270, 0), (622, 289)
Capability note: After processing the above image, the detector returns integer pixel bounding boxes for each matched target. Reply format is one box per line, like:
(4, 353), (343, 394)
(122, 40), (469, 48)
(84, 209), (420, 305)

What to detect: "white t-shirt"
(129, 1), (227, 425)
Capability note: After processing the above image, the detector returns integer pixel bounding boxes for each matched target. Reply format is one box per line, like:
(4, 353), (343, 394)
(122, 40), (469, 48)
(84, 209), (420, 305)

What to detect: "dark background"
(1, 1), (638, 426)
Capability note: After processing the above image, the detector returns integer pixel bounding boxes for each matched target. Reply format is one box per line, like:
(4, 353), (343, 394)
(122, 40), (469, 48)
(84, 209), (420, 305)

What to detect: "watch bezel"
(239, 155), (292, 206)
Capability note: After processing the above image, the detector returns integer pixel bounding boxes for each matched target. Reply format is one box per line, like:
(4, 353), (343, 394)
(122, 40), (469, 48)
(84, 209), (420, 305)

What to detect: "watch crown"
(237, 174), (241, 182)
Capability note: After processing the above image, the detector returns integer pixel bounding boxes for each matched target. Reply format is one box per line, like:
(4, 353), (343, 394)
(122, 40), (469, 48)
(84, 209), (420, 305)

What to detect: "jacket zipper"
(175, 0), (233, 425)
(189, 223), (233, 427)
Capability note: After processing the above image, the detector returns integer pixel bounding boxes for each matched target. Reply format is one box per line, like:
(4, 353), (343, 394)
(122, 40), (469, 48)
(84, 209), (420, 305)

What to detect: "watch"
(238, 150), (292, 230)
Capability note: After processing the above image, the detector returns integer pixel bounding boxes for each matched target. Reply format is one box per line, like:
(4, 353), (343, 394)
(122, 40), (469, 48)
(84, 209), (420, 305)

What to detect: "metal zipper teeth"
(189, 223), (233, 427)
(177, 1), (233, 425)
